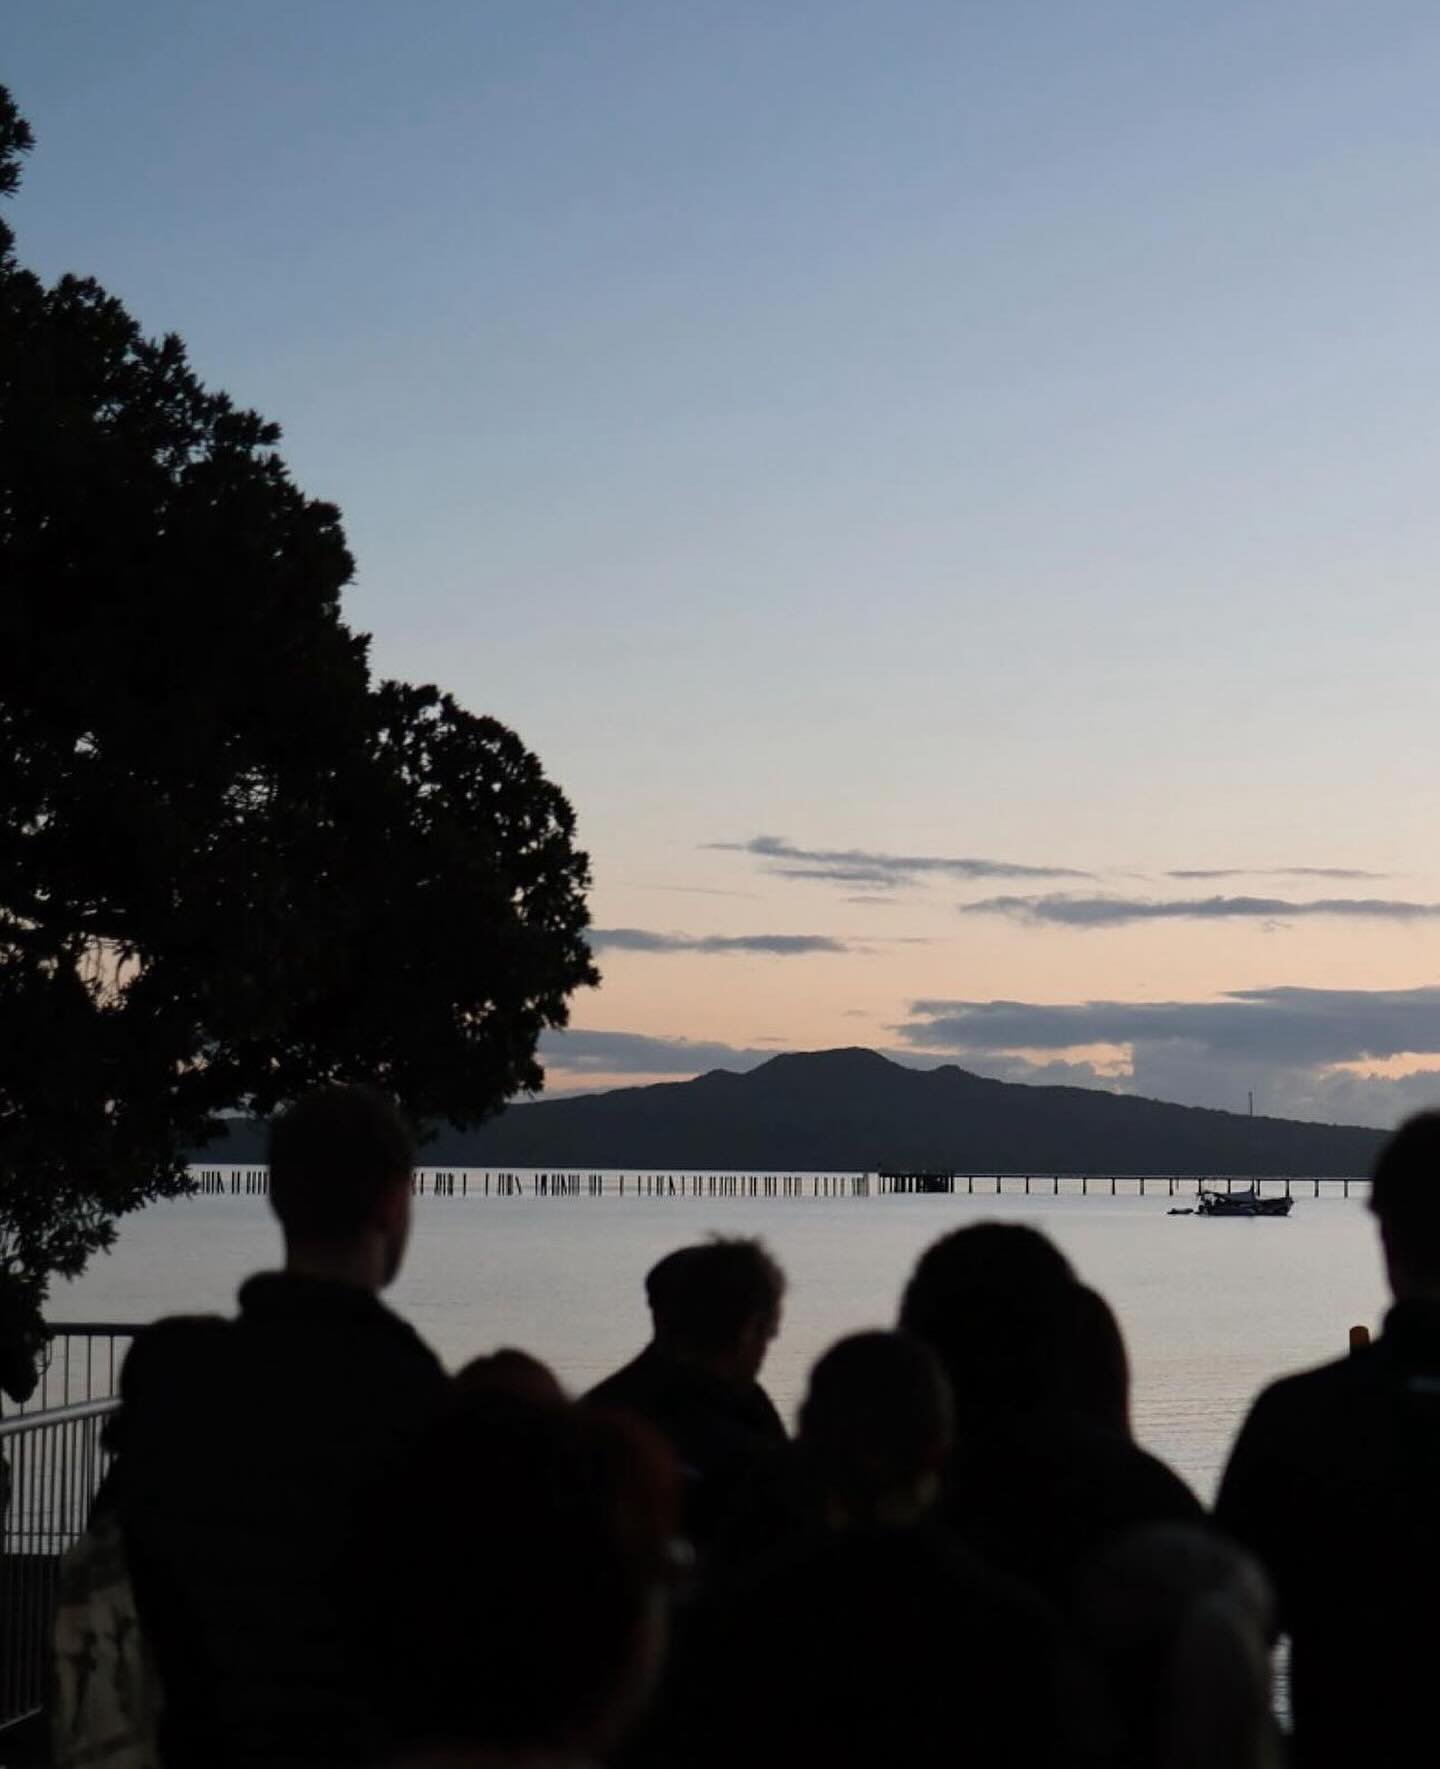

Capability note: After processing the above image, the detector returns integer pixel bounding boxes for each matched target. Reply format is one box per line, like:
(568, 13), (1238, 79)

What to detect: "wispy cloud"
(1167, 867), (1388, 881)
(960, 894), (1440, 928)
(631, 883), (762, 899)
(709, 834), (1090, 889)
(590, 927), (849, 956)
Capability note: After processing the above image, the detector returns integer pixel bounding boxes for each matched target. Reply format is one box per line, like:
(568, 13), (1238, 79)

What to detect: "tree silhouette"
(0, 88), (597, 1321)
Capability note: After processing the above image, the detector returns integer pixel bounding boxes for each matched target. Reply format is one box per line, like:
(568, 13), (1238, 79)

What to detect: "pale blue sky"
(11, 3), (1440, 1122)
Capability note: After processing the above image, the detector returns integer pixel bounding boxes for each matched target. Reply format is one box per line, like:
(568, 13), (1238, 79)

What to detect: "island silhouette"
(201, 1048), (1385, 1176)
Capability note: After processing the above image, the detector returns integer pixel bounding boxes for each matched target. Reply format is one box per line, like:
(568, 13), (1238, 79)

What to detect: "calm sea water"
(51, 1181), (1388, 1499)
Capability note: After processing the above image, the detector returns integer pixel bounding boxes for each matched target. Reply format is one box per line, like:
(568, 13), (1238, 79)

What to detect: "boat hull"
(1196, 1189), (1294, 1218)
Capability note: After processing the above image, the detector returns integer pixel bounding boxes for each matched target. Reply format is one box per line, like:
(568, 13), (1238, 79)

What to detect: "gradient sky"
(11, 3), (1440, 1125)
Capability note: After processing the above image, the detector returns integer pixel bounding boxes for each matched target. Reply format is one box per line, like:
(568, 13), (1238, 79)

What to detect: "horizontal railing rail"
(0, 1397), (118, 1733)
(7, 1324), (140, 1419)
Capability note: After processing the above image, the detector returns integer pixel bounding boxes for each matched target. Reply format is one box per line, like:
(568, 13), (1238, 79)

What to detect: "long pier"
(186, 1167), (1369, 1201)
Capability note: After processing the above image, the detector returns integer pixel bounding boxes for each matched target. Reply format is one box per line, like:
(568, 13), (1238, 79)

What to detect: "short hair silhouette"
(1370, 1110), (1440, 1283)
(799, 1331), (952, 1518)
(899, 1223), (1079, 1425)
(900, 1222), (1074, 1328)
(645, 1245), (699, 1315)
(267, 1086), (413, 1243)
(373, 1395), (676, 1757)
(646, 1237), (785, 1357)
(454, 1347), (566, 1406)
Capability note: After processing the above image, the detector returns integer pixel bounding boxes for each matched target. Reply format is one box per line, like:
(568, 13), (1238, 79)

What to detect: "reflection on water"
(52, 1184), (1388, 1498)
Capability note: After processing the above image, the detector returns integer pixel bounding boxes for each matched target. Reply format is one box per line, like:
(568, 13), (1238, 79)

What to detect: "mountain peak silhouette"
(422, 1047), (1380, 1175)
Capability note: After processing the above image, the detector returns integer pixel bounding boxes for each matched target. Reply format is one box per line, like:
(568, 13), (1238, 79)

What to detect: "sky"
(10, 2), (1440, 1126)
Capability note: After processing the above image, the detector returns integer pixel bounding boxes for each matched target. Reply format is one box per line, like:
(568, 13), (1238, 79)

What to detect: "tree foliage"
(0, 88), (598, 1314)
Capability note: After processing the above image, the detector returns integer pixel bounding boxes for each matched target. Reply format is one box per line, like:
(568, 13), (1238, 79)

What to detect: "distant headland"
(197, 1048), (1383, 1177)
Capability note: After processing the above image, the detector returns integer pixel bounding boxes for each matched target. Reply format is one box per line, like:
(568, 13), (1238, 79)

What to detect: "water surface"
(52, 1183), (1387, 1498)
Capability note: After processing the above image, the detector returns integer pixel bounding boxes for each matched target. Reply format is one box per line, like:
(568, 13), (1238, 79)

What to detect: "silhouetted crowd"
(80, 1089), (1440, 1768)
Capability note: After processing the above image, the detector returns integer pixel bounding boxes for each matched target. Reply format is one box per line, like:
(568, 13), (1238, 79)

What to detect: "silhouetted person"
(111, 1086), (446, 1769)
(900, 1224), (1201, 1600)
(454, 1345), (566, 1406)
(585, 1237), (787, 1549)
(1073, 1525), (1279, 1769)
(715, 1330), (953, 1568)
(1216, 1111), (1440, 1768)
(370, 1394), (678, 1768)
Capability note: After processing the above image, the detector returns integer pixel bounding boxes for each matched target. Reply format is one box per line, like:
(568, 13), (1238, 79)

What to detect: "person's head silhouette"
(267, 1085), (414, 1291)
(645, 1237), (786, 1385)
(898, 1222), (1084, 1428)
(799, 1331), (953, 1527)
(1370, 1111), (1440, 1301)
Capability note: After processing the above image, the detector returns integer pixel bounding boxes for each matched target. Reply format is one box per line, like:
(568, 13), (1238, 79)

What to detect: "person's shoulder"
(1219, 1356), (1359, 1502)
(743, 1379), (788, 1441)
(370, 1294), (443, 1367)
(350, 1297), (446, 1406)
(122, 1313), (232, 1396)
(1243, 1352), (1360, 1429)
(113, 1314), (234, 1457)
(581, 1348), (655, 1409)
(238, 1273), (442, 1379)
(1123, 1436), (1204, 1516)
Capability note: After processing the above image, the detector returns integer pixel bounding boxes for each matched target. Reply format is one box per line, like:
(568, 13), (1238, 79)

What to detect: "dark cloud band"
(708, 834), (1090, 888)
(590, 927), (848, 956)
(901, 984), (1440, 1067)
(1167, 867), (1387, 881)
(540, 1029), (776, 1076)
(961, 894), (1440, 927)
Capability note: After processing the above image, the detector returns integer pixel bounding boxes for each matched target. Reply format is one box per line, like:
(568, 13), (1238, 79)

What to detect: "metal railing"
(8, 1324), (138, 1419)
(0, 1397), (117, 1733)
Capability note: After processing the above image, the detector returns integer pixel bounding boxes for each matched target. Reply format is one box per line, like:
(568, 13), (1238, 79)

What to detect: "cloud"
(589, 927), (849, 956)
(633, 883), (762, 899)
(708, 834), (1090, 889)
(898, 984), (1440, 1126)
(540, 1029), (776, 1078)
(942, 1046), (1440, 1129)
(961, 893), (1440, 928)
(902, 985), (1440, 1066)
(1167, 867), (1388, 881)
(540, 994), (1440, 1125)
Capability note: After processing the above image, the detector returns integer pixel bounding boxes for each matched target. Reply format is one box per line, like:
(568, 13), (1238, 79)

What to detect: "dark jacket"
(666, 1522), (1071, 1769)
(944, 1412), (1205, 1603)
(112, 1273), (446, 1769)
(584, 1343), (786, 1547)
(1216, 1300), (1440, 1769)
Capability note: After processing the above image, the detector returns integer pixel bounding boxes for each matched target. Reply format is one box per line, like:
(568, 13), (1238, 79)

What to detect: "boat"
(1196, 1187), (1293, 1219)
